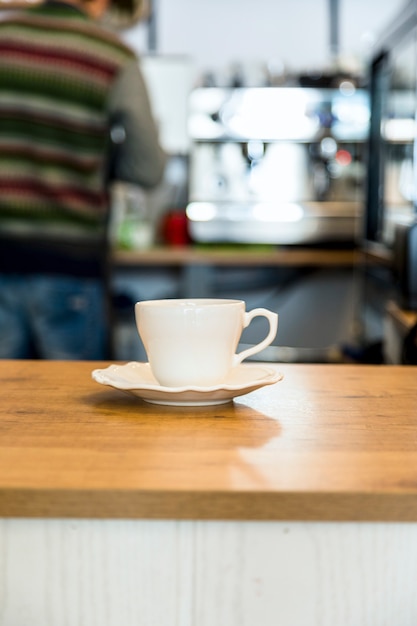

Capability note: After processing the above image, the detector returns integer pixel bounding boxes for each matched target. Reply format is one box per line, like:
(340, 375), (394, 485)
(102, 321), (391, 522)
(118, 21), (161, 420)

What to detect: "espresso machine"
(186, 86), (369, 245)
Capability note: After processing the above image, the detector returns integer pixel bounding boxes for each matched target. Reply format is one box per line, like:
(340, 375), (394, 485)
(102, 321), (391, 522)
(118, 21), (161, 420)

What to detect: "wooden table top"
(1, 360), (416, 521)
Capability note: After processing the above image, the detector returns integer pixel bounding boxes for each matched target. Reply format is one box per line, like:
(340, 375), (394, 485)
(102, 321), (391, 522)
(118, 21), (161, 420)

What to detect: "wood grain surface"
(1, 360), (417, 520)
(2, 517), (417, 626)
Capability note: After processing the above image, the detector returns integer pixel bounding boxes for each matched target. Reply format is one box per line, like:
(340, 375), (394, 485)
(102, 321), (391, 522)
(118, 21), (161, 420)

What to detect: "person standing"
(0, 0), (166, 359)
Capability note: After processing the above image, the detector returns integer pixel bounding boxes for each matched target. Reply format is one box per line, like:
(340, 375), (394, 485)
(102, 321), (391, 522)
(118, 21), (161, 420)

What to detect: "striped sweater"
(0, 1), (136, 236)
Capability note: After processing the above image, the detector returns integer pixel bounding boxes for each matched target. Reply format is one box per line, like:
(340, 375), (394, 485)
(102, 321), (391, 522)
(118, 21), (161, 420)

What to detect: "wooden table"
(1, 360), (417, 625)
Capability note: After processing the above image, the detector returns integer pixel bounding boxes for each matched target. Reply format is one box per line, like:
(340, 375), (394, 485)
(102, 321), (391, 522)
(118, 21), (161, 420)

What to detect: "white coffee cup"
(135, 298), (278, 387)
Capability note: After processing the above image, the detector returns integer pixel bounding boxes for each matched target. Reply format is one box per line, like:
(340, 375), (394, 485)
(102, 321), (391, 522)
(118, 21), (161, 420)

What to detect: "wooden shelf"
(361, 241), (394, 267)
(113, 245), (359, 268)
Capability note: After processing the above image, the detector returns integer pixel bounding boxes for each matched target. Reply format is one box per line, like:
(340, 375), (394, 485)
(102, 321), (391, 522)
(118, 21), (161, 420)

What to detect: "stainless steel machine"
(186, 86), (369, 245)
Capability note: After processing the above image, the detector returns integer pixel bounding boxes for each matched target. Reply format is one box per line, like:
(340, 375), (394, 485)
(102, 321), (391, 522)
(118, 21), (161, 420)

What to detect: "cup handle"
(233, 308), (278, 367)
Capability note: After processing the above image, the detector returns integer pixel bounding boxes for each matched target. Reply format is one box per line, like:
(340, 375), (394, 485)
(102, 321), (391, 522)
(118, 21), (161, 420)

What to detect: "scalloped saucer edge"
(92, 361), (284, 406)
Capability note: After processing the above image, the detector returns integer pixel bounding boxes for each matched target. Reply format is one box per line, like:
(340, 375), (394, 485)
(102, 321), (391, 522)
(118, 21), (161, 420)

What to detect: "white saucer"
(92, 362), (284, 406)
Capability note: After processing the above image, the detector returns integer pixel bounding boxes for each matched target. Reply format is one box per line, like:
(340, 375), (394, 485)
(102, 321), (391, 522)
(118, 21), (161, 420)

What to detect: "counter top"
(113, 246), (358, 267)
(1, 360), (417, 521)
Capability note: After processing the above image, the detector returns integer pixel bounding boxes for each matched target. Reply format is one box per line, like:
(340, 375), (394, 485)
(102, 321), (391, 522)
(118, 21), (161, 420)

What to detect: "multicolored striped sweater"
(0, 1), (136, 236)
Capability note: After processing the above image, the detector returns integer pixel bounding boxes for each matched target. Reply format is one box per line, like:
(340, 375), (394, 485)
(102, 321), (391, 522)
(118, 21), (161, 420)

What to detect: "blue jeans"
(0, 274), (107, 359)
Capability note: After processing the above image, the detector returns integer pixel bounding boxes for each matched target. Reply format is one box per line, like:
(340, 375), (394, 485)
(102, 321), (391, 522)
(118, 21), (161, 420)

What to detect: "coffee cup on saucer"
(135, 298), (278, 388)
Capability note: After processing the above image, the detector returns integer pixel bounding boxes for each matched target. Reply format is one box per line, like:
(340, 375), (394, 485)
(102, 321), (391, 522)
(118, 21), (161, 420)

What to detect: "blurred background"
(2, 0), (416, 364)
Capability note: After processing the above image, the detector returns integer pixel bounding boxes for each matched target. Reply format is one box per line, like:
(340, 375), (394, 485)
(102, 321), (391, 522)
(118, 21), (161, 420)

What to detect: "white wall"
(157, 0), (329, 75)
(123, 0), (408, 82)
